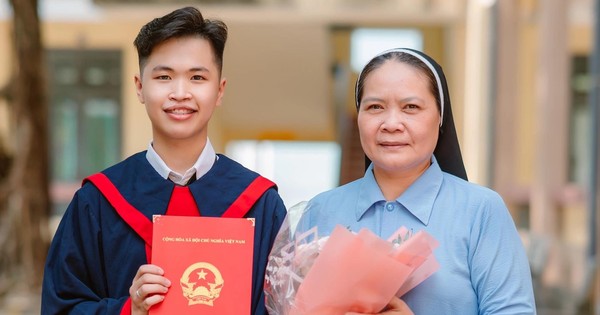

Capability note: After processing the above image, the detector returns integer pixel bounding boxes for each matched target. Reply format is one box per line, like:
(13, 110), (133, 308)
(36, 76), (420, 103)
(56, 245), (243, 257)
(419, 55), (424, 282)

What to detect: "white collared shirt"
(145, 139), (217, 186)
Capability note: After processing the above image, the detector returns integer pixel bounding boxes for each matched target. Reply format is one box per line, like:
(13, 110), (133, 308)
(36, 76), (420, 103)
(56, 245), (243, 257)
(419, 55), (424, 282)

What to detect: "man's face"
(135, 36), (226, 147)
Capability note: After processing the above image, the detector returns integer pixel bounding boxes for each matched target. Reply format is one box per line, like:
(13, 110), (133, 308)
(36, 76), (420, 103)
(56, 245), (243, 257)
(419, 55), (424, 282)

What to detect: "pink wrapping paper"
(292, 226), (412, 314)
(388, 229), (440, 297)
(264, 221), (440, 315)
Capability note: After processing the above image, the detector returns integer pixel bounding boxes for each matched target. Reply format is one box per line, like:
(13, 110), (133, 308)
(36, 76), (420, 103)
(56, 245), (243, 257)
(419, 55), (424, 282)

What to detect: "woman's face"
(357, 60), (440, 177)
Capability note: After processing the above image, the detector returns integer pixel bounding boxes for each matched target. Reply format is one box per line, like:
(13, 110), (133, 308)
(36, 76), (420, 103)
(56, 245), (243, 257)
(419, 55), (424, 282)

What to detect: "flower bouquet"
(264, 202), (439, 315)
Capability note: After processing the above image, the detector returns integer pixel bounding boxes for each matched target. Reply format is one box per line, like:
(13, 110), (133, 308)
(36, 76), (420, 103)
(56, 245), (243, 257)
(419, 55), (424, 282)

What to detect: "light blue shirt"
(300, 157), (536, 315)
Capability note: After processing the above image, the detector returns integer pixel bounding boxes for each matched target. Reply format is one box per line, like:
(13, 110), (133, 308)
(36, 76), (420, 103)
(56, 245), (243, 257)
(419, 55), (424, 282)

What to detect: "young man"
(41, 7), (287, 315)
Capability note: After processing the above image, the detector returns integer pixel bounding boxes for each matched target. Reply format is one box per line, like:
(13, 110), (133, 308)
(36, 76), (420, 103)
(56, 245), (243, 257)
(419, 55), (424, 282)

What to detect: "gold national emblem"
(180, 262), (224, 306)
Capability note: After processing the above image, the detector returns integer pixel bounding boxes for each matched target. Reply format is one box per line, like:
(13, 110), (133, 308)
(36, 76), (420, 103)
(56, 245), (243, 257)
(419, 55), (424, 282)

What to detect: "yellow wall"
(32, 13), (334, 156)
(0, 5), (467, 158)
(217, 21), (333, 145)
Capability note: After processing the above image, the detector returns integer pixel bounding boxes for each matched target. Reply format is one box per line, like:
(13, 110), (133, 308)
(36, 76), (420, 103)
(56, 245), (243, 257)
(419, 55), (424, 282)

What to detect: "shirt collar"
(355, 156), (443, 225)
(145, 138), (217, 185)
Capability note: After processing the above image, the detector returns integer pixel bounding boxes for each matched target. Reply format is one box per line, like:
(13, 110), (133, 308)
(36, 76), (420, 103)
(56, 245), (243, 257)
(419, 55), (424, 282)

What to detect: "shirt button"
(385, 203), (395, 212)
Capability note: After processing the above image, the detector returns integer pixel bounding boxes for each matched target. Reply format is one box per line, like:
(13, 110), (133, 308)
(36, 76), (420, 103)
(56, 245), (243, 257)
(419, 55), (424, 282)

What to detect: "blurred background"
(0, 0), (598, 314)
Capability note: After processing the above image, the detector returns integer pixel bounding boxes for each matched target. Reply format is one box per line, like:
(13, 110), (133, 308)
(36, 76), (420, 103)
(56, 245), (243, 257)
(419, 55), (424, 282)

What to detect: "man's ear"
(134, 74), (144, 104)
(216, 77), (227, 107)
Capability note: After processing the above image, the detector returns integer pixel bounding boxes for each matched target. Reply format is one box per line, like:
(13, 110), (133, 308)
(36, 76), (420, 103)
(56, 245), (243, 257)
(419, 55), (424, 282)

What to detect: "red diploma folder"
(150, 215), (255, 315)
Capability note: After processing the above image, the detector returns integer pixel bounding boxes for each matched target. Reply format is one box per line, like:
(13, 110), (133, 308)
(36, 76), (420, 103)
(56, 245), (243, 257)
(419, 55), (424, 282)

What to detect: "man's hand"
(130, 264), (172, 315)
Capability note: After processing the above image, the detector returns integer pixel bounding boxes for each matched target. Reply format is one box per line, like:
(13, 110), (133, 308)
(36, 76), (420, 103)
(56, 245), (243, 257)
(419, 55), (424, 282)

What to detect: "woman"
(300, 48), (536, 314)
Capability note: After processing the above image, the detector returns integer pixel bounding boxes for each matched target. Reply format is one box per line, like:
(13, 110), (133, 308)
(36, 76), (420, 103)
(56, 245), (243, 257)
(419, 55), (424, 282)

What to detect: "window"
(47, 49), (122, 214)
(350, 28), (423, 73)
(569, 55), (591, 185)
(226, 140), (341, 208)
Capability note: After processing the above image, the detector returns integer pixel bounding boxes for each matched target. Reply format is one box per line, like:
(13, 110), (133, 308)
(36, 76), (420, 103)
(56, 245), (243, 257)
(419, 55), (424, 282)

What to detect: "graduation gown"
(41, 152), (287, 315)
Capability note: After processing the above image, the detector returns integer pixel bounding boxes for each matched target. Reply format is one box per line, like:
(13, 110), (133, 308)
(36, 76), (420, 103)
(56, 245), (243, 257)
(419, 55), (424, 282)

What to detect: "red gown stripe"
(222, 176), (276, 218)
(84, 173), (153, 249)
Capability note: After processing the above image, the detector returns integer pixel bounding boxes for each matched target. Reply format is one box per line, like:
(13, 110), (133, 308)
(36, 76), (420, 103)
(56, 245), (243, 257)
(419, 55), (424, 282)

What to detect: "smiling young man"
(41, 7), (287, 315)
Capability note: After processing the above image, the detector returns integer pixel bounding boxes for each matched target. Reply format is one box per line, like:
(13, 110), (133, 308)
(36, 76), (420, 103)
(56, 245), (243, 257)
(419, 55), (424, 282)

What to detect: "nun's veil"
(355, 48), (468, 181)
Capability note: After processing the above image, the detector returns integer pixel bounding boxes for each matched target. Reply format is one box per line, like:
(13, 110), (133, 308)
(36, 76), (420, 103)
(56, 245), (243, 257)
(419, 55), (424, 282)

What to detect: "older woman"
(302, 48), (536, 314)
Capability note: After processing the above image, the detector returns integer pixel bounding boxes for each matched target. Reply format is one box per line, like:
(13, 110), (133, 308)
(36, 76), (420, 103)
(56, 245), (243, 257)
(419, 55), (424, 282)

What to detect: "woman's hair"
(355, 51), (441, 113)
(133, 6), (228, 74)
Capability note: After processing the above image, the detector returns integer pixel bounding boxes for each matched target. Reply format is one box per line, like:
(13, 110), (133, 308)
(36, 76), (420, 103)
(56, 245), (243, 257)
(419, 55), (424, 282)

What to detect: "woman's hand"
(130, 264), (172, 315)
(345, 296), (414, 315)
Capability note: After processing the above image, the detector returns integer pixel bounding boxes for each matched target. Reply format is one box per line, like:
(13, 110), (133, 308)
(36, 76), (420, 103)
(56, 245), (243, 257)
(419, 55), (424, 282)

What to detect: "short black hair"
(133, 6), (228, 74)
